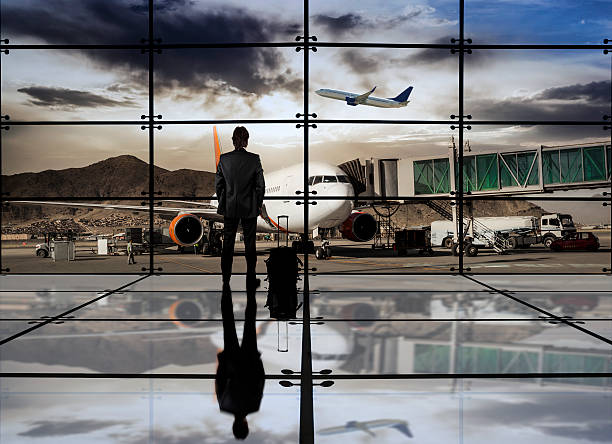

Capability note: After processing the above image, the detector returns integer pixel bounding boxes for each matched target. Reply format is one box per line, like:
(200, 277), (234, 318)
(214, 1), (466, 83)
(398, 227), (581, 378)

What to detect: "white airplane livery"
(15, 127), (378, 253)
(316, 86), (413, 108)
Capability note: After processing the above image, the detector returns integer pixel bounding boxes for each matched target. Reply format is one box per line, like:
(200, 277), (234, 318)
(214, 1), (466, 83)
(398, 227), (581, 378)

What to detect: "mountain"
(2, 155), (216, 221)
(2, 155), (215, 198)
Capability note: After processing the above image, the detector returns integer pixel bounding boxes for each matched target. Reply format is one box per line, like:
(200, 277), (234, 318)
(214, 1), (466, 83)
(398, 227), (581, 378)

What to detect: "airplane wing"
(19, 326), (219, 340)
(354, 86), (376, 104)
(318, 425), (357, 436)
(11, 200), (225, 222)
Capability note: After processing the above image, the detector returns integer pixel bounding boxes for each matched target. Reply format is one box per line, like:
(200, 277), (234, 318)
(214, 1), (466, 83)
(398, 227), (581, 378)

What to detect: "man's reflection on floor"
(215, 283), (265, 440)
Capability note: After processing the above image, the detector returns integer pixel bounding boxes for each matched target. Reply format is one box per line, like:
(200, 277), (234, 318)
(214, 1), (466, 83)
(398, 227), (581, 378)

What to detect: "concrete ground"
(2, 232), (610, 274)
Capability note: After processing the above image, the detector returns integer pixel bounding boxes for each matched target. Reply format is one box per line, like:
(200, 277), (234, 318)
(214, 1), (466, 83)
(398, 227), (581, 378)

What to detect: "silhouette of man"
(215, 285), (265, 440)
(215, 126), (265, 287)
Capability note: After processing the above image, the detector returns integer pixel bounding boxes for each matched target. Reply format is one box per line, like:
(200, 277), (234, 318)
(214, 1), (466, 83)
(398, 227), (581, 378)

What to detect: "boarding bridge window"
(323, 176), (337, 183)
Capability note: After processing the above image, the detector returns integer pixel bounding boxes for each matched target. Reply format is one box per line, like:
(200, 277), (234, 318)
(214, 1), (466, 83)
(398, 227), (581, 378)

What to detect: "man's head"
(232, 126), (249, 150)
(233, 415), (249, 440)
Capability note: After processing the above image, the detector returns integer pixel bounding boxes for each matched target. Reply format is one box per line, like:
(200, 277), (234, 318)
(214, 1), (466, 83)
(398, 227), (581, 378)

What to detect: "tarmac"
(1, 231), (610, 274)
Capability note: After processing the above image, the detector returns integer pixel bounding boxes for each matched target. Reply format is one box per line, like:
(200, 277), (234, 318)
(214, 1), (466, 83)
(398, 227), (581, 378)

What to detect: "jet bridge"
(362, 140), (611, 254)
(372, 141), (612, 198)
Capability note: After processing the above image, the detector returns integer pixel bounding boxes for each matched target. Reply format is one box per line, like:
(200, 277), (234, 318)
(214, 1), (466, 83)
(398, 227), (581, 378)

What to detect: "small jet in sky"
(318, 419), (413, 438)
(315, 86), (413, 108)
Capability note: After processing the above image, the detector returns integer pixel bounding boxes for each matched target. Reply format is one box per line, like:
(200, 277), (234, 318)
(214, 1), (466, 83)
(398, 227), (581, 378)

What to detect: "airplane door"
(284, 176), (295, 202)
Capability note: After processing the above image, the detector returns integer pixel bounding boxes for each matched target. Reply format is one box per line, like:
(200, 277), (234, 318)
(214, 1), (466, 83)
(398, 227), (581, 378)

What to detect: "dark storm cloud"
(312, 8), (429, 37)
(312, 14), (369, 36)
(19, 419), (131, 437)
(535, 80), (610, 103)
(17, 86), (138, 109)
(468, 80), (611, 122)
(2, 0), (302, 98)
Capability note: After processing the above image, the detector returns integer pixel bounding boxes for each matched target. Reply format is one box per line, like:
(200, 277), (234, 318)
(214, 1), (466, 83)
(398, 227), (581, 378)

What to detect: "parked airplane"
(318, 419), (413, 438)
(14, 127), (378, 257)
(315, 86), (413, 108)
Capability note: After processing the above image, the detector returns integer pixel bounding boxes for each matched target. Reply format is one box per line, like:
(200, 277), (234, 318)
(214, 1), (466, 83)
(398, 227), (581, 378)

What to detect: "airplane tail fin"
(389, 86), (413, 103)
(391, 423), (413, 438)
(213, 126), (222, 169)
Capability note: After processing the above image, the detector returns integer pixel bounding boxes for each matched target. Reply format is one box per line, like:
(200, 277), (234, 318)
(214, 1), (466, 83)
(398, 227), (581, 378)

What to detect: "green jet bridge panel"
(385, 141), (612, 198)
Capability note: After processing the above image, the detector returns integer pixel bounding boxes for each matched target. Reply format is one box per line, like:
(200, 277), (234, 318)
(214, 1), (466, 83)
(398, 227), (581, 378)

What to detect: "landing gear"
(315, 240), (332, 260)
(452, 241), (479, 257)
(291, 237), (314, 254)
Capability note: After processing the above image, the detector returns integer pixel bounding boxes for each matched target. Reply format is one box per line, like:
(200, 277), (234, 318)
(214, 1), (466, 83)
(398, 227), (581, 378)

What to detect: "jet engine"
(169, 299), (204, 328)
(339, 212), (377, 242)
(168, 213), (204, 247)
(340, 303), (377, 327)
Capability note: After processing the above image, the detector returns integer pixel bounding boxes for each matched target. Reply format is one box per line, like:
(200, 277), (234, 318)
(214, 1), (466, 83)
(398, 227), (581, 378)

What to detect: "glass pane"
(0, 378), (300, 443)
(315, 379), (612, 443)
(1, 0), (148, 44)
(152, 124), (304, 274)
(463, 199), (610, 274)
(500, 153), (518, 188)
(2, 50), (147, 121)
(310, 48), (458, 121)
(583, 146), (606, 182)
(1, 207), (152, 274)
(466, 0), (612, 44)
(310, 0), (459, 44)
(466, 50), (609, 122)
(560, 148), (583, 183)
(2, 126), (148, 198)
(154, 0), (303, 44)
(154, 48), (303, 120)
(307, 320), (611, 376)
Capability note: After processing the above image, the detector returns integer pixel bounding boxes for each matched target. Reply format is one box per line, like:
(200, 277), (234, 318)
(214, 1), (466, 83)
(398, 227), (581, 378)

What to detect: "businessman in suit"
(215, 126), (265, 288)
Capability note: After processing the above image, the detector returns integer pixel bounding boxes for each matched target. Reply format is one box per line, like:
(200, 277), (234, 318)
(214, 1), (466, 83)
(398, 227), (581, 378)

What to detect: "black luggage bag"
(264, 216), (303, 320)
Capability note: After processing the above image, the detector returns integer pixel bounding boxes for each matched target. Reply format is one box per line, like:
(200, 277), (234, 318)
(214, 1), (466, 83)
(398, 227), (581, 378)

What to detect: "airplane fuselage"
(212, 161), (354, 234)
(315, 88), (408, 108)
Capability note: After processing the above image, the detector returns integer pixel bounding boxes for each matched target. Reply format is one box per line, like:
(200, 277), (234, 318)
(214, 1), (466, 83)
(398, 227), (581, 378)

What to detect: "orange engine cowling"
(169, 299), (204, 328)
(169, 213), (204, 247)
(339, 212), (377, 242)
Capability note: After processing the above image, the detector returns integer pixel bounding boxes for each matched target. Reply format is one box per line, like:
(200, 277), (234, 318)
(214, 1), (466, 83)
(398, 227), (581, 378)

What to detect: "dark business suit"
(215, 148), (265, 283)
(215, 286), (265, 417)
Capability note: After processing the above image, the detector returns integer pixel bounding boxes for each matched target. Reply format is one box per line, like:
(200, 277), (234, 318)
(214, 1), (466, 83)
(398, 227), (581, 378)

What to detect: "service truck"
(430, 213), (576, 250)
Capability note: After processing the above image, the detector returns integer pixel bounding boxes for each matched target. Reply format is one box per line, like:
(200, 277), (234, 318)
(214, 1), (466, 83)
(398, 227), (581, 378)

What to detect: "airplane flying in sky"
(15, 127), (378, 256)
(318, 419), (413, 438)
(315, 86), (413, 108)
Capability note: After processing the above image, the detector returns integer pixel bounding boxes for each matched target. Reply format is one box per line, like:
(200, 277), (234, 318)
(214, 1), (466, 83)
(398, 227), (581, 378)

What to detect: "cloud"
(539, 423), (612, 443)
(19, 419), (131, 437)
(312, 6), (449, 37)
(2, 0), (303, 99)
(312, 14), (369, 36)
(534, 80), (610, 103)
(17, 86), (139, 109)
(468, 80), (611, 122)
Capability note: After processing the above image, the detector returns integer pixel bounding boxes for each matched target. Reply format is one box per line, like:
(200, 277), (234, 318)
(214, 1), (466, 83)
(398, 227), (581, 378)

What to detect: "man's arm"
(254, 156), (265, 212)
(215, 159), (225, 200)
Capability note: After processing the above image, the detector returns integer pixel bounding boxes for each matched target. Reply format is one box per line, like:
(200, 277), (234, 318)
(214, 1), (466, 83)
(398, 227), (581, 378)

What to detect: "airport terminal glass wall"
(0, 1), (611, 443)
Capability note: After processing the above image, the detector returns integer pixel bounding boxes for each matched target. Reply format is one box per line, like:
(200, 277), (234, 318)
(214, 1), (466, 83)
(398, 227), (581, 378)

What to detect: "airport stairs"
(424, 200), (506, 253)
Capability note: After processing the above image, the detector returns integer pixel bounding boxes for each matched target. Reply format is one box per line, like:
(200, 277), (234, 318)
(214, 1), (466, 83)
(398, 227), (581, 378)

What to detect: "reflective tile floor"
(0, 274), (611, 443)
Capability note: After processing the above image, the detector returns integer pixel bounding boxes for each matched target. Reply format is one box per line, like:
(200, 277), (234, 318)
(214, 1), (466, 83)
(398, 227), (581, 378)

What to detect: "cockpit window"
(313, 176), (323, 185)
(323, 176), (337, 183)
(337, 175), (350, 183)
(308, 176), (315, 185)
